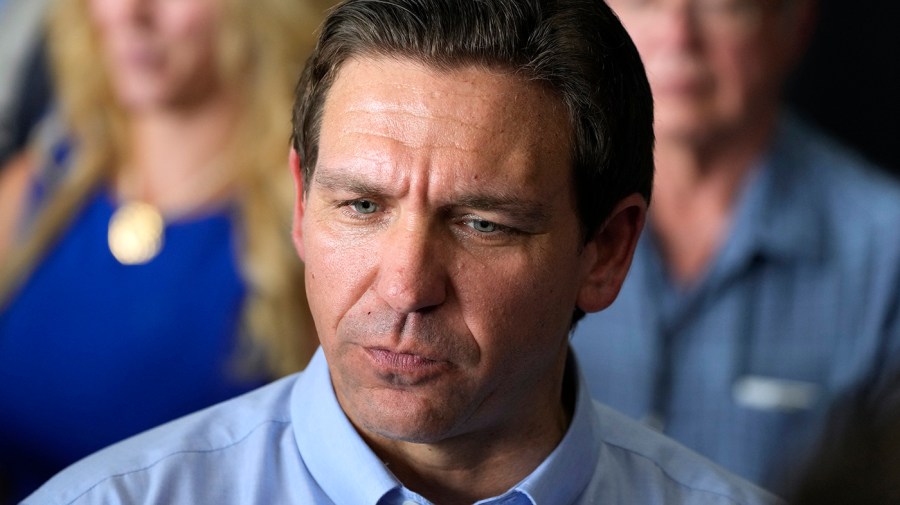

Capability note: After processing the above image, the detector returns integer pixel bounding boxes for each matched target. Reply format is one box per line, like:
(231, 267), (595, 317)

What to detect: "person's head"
(293, 0), (655, 262)
(289, 0), (652, 458)
(85, 0), (222, 111)
(50, 0), (323, 136)
(606, 0), (815, 144)
(25, 0), (332, 375)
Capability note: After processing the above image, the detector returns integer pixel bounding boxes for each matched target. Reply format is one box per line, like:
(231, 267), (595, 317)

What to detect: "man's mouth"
(364, 348), (450, 385)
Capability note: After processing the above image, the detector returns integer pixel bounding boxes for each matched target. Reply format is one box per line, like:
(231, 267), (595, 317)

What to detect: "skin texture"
(88, 0), (222, 112)
(290, 57), (646, 503)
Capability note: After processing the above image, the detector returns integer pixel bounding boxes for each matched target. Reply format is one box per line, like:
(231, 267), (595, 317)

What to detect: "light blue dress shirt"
(25, 348), (779, 505)
(572, 115), (900, 490)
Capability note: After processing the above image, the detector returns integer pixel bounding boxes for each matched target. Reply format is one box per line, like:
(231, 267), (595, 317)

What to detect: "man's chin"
(365, 423), (453, 445)
(350, 391), (465, 445)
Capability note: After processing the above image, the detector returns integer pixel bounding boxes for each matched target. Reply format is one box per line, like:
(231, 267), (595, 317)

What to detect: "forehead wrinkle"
(338, 126), (483, 155)
(341, 106), (505, 154)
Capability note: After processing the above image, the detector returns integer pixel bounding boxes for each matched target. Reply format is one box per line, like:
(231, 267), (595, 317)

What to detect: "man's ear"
(289, 148), (307, 261)
(576, 193), (647, 314)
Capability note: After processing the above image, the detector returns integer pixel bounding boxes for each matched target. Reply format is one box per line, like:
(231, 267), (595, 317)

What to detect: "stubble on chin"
(326, 312), (485, 444)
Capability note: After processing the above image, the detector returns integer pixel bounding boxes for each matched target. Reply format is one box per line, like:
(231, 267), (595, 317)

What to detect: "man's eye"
(349, 200), (378, 214)
(467, 219), (498, 233)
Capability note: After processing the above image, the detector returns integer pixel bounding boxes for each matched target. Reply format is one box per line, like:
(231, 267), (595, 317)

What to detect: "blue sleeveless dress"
(0, 187), (267, 501)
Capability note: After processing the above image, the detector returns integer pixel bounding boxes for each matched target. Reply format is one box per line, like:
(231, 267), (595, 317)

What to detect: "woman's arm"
(0, 149), (35, 261)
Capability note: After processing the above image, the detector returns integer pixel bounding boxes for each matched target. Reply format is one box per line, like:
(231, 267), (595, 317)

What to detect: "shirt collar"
(731, 114), (826, 264)
(640, 114), (827, 296)
(514, 351), (599, 505)
(291, 348), (399, 504)
(291, 348), (598, 505)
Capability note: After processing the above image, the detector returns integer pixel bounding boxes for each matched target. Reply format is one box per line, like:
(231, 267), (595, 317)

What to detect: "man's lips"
(367, 347), (441, 368)
(364, 348), (450, 384)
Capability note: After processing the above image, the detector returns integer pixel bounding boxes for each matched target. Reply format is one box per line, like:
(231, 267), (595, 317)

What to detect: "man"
(26, 1), (778, 503)
(572, 0), (900, 491)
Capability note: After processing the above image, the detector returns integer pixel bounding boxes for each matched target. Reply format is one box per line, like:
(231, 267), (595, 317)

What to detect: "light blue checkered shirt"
(572, 114), (900, 490)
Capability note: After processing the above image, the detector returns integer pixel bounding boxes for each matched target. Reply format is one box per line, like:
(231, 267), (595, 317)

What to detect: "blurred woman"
(0, 0), (327, 500)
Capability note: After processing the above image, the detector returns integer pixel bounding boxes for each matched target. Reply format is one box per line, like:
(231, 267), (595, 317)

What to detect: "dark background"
(786, 0), (900, 176)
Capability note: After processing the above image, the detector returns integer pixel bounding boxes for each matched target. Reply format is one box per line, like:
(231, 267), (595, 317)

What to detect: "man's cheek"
(312, 255), (374, 319)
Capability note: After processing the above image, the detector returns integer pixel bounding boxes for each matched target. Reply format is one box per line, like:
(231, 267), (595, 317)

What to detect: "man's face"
(608, 0), (808, 143)
(294, 57), (606, 445)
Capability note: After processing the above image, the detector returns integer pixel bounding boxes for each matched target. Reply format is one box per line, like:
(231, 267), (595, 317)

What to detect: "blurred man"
(573, 0), (900, 490)
(24, 0), (780, 503)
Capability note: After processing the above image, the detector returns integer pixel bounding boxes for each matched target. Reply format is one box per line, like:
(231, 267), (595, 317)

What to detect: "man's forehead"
(322, 57), (569, 140)
(318, 57), (569, 164)
(310, 56), (574, 206)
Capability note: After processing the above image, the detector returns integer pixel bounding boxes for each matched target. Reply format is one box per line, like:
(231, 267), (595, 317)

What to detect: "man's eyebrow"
(313, 172), (387, 196)
(454, 194), (550, 224)
(313, 171), (550, 223)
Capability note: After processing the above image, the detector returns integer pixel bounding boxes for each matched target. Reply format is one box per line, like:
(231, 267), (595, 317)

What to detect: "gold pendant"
(108, 201), (165, 265)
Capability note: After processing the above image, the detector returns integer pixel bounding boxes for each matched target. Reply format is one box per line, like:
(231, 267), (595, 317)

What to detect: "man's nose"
(375, 219), (448, 314)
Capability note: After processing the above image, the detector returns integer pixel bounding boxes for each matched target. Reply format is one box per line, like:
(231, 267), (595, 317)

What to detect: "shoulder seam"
(56, 418), (292, 505)
(600, 437), (771, 505)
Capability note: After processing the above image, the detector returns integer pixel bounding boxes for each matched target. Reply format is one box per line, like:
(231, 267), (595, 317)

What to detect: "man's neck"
(650, 114), (776, 286)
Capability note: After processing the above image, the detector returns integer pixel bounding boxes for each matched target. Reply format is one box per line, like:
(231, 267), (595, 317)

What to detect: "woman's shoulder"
(0, 112), (76, 257)
(0, 149), (37, 259)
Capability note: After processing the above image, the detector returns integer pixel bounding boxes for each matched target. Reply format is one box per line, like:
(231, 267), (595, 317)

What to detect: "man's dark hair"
(291, 0), (653, 322)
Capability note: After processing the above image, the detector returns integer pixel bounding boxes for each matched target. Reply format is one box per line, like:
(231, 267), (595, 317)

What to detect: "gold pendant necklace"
(107, 201), (165, 265)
